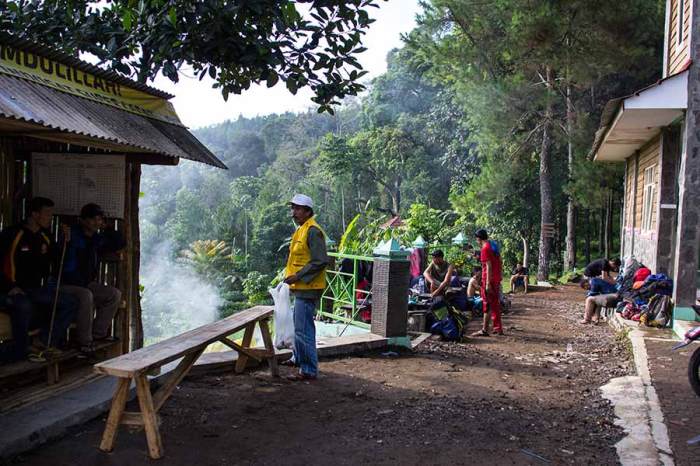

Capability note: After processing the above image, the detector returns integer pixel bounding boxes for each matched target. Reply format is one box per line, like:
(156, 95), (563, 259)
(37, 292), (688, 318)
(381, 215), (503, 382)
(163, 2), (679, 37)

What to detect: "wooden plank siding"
(634, 137), (661, 232)
(668, 0), (692, 75)
(624, 156), (636, 228)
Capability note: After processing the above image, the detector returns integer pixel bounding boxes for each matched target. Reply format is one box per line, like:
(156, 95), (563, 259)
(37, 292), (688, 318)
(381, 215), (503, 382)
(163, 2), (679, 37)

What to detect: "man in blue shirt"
(580, 277), (619, 324)
(60, 204), (124, 354)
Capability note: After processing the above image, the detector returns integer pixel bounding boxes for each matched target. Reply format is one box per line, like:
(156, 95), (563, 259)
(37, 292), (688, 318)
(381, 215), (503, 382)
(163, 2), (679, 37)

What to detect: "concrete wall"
(673, 0), (700, 320)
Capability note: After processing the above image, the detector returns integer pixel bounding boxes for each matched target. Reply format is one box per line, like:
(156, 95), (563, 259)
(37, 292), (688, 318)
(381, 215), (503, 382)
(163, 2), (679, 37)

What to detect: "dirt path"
(12, 286), (632, 465)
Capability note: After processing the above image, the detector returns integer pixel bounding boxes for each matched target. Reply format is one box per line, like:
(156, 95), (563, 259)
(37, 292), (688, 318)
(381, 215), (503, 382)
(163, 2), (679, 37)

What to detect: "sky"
(152, 0), (422, 129)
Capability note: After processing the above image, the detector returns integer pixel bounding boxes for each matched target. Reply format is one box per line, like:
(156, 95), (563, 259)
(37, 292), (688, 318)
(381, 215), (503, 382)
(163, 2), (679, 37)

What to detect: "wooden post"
(258, 318), (279, 377)
(135, 374), (163, 459)
(99, 378), (130, 452)
(126, 162), (144, 351)
(234, 322), (256, 373)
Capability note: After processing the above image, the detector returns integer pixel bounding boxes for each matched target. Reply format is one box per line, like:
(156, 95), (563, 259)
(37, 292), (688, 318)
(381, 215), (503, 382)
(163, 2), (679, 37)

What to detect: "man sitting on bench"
(60, 204), (125, 357)
(0, 290), (34, 362)
(0, 197), (78, 360)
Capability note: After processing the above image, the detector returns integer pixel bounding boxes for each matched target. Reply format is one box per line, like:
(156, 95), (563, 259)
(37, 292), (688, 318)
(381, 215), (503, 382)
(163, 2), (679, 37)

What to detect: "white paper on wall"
(31, 153), (125, 218)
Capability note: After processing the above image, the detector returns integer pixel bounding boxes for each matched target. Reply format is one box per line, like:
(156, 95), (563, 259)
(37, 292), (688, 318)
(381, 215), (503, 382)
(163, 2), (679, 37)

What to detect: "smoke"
(140, 240), (222, 344)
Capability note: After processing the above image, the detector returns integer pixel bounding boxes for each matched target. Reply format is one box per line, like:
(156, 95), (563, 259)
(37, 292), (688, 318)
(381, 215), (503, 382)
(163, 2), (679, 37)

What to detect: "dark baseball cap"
(80, 203), (105, 219)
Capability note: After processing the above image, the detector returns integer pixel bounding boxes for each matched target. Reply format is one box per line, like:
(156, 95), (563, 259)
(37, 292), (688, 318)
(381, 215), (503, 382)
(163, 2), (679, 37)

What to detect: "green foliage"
(337, 212), (391, 255)
(250, 202), (294, 274)
(133, 0), (666, 319)
(0, 0), (382, 110)
(242, 271), (272, 305)
(402, 203), (453, 244)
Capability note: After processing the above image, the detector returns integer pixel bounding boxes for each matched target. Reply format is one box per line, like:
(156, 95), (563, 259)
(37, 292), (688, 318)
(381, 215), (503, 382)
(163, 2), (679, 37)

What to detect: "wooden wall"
(624, 153), (636, 228)
(635, 137), (660, 232)
(668, 0), (692, 75)
(0, 135), (132, 353)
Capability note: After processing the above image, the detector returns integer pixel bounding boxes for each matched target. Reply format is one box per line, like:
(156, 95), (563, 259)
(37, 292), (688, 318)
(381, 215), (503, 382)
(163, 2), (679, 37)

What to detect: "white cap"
(289, 193), (313, 208)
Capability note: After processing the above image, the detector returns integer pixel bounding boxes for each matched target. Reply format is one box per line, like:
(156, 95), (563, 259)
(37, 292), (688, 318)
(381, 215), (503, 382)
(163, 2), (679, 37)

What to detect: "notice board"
(31, 153), (125, 218)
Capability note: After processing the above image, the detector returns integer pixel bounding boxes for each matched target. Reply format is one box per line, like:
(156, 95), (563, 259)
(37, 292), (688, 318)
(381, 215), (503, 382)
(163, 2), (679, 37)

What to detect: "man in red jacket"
(472, 229), (503, 336)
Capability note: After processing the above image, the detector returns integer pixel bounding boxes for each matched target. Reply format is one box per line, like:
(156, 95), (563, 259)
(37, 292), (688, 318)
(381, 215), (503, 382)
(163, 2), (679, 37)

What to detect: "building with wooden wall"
(591, 0), (699, 329)
(0, 33), (225, 386)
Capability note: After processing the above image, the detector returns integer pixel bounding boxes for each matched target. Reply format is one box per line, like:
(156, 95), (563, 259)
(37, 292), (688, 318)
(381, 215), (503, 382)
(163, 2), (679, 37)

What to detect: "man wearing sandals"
(0, 197), (78, 360)
(472, 229), (503, 337)
(283, 194), (328, 381)
(60, 204), (124, 356)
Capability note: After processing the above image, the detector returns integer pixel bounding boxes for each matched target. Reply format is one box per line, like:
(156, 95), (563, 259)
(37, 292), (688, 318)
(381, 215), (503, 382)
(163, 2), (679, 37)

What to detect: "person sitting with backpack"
(579, 277), (619, 324)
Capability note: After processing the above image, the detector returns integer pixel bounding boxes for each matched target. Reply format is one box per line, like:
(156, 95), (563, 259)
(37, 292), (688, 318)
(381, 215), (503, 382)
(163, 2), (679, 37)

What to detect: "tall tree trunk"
(605, 191), (614, 258)
(584, 209), (591, 265)
(564, 81), (577, 270)
(390, 180), (401, 216)
(520, 232), (529, 268)
(537, 67), (555, 282)
(341, 186), (346, 232)
(598, 208), (605, 257)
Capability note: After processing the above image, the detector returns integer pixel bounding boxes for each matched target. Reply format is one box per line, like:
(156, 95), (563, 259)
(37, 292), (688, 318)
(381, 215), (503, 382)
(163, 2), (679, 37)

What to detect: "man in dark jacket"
(60, 204), (124, 353)
(0, 197), (77, 359)
(583, 258), (621, 282)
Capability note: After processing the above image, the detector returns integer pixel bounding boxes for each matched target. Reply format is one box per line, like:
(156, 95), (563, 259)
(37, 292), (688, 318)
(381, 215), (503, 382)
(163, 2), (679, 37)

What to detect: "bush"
(242, 271), (272, 304)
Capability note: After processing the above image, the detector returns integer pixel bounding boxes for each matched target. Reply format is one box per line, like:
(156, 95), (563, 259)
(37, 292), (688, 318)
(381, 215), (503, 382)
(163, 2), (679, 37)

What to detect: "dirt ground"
(645, 339), (700, 466)
(10, 286), (633, 466)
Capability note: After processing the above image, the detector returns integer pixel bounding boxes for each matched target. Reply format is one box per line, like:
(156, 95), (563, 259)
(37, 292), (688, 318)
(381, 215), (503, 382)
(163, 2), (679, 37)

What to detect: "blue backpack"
(431, 316), (461, 341)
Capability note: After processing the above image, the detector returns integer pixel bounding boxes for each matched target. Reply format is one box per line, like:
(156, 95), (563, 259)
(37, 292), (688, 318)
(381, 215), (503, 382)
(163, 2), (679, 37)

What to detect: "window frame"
(678, 0), (686, 48)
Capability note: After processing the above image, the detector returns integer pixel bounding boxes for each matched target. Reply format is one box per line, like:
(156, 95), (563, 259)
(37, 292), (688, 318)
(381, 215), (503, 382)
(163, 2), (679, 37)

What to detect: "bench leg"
(46, 362), (59, 385)
(99, 377), (130, 452)
(258, 318), (279, 377)
(153, 348), (204, 412)
(234, 322), (256, 374)
(135, 374), (163, 459)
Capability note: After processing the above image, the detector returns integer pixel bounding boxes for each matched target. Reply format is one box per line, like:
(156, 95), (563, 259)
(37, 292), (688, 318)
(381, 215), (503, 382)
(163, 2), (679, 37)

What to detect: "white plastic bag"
(270, 283), (294, 349)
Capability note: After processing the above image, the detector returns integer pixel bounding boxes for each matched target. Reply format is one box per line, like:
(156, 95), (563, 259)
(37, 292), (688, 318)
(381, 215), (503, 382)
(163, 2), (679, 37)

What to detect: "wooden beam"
(99, 378), (130, 452)
(219, 337), (263, 362)
(120, 411), (162, 427)
(152, 348), (205, 412)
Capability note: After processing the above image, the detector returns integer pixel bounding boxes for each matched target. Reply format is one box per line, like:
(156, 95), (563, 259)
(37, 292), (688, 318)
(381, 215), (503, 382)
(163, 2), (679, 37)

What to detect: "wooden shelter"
(0, 33), (225, 395)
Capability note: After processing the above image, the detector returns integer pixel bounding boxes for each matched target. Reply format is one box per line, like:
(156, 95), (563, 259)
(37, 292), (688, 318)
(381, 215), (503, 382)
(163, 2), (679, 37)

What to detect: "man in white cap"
(283, 194), (328, 381)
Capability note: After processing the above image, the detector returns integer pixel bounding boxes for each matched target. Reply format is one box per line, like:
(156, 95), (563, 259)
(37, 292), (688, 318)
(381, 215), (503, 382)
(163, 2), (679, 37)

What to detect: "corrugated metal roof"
(0, 32), (173, 100)
(0, 73), (226, 169)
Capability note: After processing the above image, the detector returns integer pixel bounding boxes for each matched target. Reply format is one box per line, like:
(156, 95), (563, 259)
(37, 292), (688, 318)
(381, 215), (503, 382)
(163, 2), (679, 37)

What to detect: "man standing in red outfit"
(472, 229), (503, 336)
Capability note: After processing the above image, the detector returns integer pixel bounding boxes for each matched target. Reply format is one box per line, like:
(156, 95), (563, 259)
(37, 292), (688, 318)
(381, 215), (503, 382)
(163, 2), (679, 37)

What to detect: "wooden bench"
(94, 305), (277, 459)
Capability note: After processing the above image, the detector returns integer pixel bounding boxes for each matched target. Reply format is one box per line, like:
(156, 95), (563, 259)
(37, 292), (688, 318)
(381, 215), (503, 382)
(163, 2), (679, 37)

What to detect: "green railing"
(320, 252), (373, 330)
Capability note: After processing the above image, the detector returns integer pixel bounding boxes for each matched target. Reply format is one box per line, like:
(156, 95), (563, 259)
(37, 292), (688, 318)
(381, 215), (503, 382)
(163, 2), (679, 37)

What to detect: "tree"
(0, 0), (382, 111)
(250, 202), (294, 275)
(408, 0), (663, 279)
(320, 126), (431, 215)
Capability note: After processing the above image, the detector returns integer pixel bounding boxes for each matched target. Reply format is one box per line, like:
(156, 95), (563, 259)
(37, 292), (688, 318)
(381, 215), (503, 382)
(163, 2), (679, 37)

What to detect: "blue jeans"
(293, 297), (318, 377)
(0, 293), (34, 362)
(468, 296), (482, 313)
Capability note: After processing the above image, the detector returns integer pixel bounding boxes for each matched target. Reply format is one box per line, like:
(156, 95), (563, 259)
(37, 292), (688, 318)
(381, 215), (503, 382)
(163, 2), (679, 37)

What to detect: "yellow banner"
(0, 43), (183, 126)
